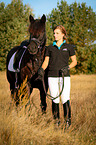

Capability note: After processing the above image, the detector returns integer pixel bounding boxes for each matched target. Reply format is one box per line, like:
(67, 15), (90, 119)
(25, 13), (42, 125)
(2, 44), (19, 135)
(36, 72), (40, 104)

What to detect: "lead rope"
(42, 72), (64, 100)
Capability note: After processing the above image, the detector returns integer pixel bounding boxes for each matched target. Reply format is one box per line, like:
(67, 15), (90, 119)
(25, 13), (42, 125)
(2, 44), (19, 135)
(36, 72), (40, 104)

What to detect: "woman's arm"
(69, 55), (77, 69)
(42, 56), (49, 70)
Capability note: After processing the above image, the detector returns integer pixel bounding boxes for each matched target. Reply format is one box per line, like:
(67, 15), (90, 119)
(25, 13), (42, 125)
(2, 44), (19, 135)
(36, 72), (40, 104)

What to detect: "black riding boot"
(52, 101), (60, 126)
(63, 100), (71, 129)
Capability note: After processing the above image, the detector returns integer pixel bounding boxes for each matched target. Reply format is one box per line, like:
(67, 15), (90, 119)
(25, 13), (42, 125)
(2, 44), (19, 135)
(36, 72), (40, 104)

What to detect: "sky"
(1, 0), (96, 18)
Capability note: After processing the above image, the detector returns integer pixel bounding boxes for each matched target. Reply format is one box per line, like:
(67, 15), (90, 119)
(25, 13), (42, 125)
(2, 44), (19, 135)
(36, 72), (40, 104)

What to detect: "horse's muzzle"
(27, 40), (38, 55)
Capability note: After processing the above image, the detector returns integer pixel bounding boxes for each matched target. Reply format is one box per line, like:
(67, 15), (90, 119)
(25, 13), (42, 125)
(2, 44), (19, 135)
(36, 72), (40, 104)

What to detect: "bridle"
(27, 33), (46, 68)
(30, 38), (42, 49)
(29, 32), (46, 51)
(25, 32), (46, 77)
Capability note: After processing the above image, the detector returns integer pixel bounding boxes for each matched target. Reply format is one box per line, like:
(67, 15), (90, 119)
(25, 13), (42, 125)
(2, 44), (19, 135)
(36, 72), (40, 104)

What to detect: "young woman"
(38, 25), (77, 129)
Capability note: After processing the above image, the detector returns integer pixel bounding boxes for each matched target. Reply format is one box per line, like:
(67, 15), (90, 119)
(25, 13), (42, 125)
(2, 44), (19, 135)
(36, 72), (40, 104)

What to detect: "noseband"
(29, 31), (46, 49)
(30, 38), (42, 50)
(27, 32), (46, 55)
(27, 38), (41, 55)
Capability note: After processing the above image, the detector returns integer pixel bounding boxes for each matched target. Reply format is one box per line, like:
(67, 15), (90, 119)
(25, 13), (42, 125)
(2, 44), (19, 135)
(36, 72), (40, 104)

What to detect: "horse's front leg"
(40, 90), (47, 114)
(39, 81), (48, 114)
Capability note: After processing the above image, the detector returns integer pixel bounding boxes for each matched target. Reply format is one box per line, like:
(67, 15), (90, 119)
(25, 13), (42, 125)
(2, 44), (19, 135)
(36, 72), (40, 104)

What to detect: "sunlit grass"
(0, 71), (96, 145)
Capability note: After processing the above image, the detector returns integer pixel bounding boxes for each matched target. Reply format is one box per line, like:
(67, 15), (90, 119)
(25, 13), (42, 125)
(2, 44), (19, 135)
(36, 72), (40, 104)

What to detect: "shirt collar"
(53, 40), (66, 50)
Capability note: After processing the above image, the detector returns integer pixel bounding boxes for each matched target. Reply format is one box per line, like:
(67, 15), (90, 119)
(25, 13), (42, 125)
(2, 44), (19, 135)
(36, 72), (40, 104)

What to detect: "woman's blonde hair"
(53, 25), (67, 40)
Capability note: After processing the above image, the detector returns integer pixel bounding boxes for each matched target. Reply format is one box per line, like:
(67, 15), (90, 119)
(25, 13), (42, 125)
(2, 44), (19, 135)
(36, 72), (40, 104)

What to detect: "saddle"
(8, 40), (29, 72)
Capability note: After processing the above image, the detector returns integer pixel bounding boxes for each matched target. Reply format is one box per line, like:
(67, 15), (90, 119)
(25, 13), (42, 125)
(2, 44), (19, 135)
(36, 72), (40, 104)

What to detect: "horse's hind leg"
(8, 88), (18, 110)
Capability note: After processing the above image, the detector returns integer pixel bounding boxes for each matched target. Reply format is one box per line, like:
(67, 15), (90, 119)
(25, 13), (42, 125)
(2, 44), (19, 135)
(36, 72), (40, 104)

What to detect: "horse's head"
(28, 14), (46, 55)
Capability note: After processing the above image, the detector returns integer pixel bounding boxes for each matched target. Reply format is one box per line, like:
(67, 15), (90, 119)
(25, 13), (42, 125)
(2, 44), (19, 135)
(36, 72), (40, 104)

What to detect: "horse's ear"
(29, 15), (34, 22)
(40, 14), (46, 23)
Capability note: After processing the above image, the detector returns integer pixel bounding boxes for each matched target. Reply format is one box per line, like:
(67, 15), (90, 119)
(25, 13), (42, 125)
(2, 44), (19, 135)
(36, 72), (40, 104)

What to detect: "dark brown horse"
(6, 14), (48, 112)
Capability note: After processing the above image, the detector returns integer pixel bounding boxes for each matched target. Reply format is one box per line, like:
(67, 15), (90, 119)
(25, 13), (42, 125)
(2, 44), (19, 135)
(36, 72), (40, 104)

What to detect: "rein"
(40, 73), (65, 100)
(28, 35), (64, 100)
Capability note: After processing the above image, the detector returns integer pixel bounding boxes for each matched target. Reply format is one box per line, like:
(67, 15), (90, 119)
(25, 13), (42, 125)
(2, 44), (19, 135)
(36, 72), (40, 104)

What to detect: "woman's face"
(54, 28), (64, 41)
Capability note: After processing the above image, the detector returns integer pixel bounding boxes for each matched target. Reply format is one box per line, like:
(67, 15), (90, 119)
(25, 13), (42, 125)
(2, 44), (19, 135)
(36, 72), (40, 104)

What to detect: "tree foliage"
(0, 0), (96, 74)
(0, 0), (33, 70)
(46, 0), (96, 74)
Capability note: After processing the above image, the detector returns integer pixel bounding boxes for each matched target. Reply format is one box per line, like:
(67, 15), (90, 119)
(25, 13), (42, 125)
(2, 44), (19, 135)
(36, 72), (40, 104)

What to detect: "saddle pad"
(8, 52), (19, 72)
(8, 47), (27, 72)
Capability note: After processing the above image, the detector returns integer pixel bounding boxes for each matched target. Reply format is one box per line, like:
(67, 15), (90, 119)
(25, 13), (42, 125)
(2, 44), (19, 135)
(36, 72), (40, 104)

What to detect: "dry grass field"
(0, 71), (96, 145)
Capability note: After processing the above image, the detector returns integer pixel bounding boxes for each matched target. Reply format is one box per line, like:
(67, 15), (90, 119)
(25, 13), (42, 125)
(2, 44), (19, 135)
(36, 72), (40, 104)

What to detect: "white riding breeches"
(48, 77), (70, 104)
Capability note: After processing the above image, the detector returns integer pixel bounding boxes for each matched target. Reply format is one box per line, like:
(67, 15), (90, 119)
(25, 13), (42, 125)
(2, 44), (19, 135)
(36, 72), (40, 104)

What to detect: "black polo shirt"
(45, 43), (76, 77)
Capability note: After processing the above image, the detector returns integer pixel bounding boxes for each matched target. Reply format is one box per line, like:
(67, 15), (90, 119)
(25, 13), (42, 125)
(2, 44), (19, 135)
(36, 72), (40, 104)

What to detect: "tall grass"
(0, 71), (96, 145)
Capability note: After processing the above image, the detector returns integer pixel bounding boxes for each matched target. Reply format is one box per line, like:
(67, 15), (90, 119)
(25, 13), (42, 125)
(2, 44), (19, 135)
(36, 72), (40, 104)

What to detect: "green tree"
(46, 0), (70, 45)
(0, 0), (33, 70)
(46, 0), (96, 74)
(0, 0), (96, 74)
(46, 0), (96, 46)
(68, 2), (96, 46)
